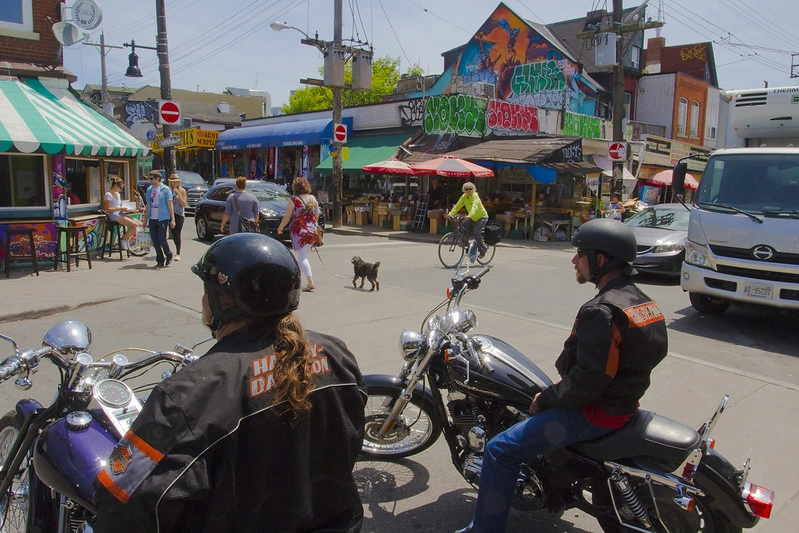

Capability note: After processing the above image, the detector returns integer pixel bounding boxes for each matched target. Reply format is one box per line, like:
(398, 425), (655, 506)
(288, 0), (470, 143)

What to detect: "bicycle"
(437, 217), (498, 269)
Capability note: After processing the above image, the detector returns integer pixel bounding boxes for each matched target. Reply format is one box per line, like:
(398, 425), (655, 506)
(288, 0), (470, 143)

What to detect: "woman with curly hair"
(277, 176), (319, 292)
(95, 233), (367, 532)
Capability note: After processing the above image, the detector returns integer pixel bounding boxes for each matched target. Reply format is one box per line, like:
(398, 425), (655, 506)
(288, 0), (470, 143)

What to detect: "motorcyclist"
(457, 218), (668, 533)
(94, 233), (367, 532)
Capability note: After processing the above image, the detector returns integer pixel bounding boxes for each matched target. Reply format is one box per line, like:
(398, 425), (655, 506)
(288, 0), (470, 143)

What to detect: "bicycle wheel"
(438, 232), (465, 268)
(477, 243), (496, 265)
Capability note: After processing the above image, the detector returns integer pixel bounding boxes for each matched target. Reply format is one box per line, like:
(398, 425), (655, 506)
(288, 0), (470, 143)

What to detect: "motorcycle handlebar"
(0, 346), (52, 382)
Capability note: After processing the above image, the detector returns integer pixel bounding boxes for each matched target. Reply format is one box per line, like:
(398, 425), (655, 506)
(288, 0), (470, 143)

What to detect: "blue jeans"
(471, 408), (613, 533)
(149, 219), (172, 266)
(462, 217), (488, 260)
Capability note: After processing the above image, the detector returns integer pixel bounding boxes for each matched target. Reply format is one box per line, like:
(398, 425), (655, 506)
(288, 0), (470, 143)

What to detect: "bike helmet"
(571, 218), (637, 282)
(192, 233), (301, 329)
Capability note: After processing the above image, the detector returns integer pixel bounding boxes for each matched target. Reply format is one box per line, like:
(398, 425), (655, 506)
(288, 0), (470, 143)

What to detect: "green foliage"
(281, 56), (423, 114)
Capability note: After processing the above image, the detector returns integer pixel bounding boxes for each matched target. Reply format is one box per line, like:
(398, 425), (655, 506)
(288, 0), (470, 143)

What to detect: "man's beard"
(576, 270), (589, 284)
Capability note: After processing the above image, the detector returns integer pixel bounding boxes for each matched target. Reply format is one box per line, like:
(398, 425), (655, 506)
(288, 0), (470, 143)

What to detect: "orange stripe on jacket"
(126, 430), (165, 463)
(97, 469), (130, 503)
(605, 323), (622, 377)
(624, 302), (664, 328)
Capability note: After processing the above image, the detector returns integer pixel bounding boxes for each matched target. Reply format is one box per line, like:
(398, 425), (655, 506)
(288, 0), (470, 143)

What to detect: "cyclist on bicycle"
(449, 181), (489, 260)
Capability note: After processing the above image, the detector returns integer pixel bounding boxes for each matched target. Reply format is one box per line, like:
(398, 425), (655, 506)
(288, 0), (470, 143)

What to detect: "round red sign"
(333, 123), (347, 143)
(160, 101), (181, 124)
(608, 142), (627, 161)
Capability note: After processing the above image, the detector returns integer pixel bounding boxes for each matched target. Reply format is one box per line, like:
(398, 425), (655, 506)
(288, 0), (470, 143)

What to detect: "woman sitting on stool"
(103, 176), (146, 256)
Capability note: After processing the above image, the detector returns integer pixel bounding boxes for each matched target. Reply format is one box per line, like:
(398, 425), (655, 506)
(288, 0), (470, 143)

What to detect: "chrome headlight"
(426, 315), (444, 333)
(652, 243), (684, 254)
(43, 321), (92, 354)
(260, 208), (279, 218)
(684, 240), (711, 268)
(399, 330), (424, 361)
(444, 309), (478, 334)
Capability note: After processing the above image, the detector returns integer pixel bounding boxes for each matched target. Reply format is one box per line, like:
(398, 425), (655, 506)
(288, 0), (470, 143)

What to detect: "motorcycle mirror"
(42, 320), (92, 355)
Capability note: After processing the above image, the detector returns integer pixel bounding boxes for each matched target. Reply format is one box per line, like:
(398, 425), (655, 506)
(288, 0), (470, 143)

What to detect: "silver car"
(625, 203), (691, 277)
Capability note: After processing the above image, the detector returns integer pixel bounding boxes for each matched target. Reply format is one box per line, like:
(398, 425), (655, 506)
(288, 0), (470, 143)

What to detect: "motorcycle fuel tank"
(33, 411), (117, 512)
(448, 335), (553, 408)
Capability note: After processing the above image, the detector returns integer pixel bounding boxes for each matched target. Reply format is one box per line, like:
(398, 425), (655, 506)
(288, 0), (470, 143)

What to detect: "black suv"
(136, 170), (209, 215)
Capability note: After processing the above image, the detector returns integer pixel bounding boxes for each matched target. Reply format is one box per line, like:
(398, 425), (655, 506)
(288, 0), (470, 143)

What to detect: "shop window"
(690, 101), (700, 139)
(677, 98), (688, 137)
(0, 0), (34, 37)
(65, 158), (102, 206)
(0, 154), (46, 208)
(104, 160), (130, 193)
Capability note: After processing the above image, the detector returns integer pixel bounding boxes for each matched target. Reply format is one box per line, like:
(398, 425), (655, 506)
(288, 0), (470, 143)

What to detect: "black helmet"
(192, 234), (301, 328)
(571, 218), (637, 281)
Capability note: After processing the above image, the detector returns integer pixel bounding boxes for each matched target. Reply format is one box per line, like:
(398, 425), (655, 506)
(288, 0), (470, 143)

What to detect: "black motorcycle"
(361, 266), (774, 532)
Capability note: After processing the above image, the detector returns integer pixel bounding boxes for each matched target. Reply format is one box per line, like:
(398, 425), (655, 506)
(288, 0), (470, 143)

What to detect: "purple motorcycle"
(0, 321), (209, 532)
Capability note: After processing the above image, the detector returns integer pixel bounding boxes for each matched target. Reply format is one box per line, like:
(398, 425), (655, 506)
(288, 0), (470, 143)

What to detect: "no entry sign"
(333, 123), (347, 143)
(159, 100), (181, 125)
(608, 141), (628, 161)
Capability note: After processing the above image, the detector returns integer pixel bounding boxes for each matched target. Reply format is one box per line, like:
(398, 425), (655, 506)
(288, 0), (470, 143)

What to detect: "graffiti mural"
(487, 99), (539, 133)
(448, 4), (599, 116)
(563, 111), (602, 139)
(423, 94), (488, 137)
(0, 223), (57, 262)
(399, 99), (425, 127)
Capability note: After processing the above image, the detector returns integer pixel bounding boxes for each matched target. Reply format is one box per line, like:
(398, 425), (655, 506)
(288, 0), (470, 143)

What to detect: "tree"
(281, 56), (423, 114)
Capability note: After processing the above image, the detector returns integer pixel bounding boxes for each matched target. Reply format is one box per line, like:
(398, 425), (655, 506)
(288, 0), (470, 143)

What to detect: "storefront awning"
(315, 133), (413, 175)
(0, 77), (150, 156)
(216, 117), (354, 150)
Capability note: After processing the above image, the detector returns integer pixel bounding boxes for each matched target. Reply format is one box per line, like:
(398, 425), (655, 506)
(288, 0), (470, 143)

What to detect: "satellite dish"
(70, 0), (103, 31)
(52, 21), (81, 46)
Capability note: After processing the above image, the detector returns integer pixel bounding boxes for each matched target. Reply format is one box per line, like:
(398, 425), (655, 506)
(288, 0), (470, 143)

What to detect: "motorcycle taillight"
(743, 482), (774, 519)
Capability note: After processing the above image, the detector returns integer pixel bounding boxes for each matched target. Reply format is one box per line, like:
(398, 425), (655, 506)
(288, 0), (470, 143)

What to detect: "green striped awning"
(0, 77), (150, 157)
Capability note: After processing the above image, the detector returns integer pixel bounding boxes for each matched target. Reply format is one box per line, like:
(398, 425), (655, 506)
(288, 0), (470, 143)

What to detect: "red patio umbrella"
(362, 157), (419, 175)
(648, 169), (699, 190)
(410, 155), (494, 178)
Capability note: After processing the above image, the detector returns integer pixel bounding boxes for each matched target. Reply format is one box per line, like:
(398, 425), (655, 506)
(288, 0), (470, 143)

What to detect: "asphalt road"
(0, 230), (796, 532)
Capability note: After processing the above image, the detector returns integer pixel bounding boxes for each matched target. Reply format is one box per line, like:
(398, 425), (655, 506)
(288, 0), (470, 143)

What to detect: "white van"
(676, 147), (799, 314)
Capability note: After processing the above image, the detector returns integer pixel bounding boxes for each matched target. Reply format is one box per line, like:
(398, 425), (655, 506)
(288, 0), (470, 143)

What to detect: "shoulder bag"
(232, 194), (259, 233)
(301, 195), (323, 246)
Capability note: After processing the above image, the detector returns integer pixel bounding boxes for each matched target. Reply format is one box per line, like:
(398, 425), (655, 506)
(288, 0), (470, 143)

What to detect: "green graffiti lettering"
(423, 94), (487, 137)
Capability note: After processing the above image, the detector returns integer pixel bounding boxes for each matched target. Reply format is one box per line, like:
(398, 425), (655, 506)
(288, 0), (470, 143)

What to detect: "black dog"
(352, 256), (380, 292)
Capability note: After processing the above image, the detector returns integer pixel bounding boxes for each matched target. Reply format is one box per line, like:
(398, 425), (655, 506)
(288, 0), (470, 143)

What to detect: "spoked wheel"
(0, 413), (31, 533)
(361, 386), (441, 458)
(596, 482), (738, 533)
(477, 243), (496, 265)
(438, 232), (465, 269)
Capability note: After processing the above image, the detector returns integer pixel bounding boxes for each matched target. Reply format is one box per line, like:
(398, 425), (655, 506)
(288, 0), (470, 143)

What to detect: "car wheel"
(689, 292), (730, 315)
(196, 215), (214, 242)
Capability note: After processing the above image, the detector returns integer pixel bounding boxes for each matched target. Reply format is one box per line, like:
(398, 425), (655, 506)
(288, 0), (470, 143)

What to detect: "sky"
(61, 0), (799, 111)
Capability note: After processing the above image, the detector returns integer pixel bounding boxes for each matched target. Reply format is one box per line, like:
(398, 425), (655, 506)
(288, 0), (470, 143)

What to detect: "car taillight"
(743, 482), (774, 519)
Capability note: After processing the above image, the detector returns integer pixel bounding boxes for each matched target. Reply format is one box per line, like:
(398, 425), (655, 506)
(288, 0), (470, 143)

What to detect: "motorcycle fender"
(696, 448), (758, 529)
(14, 398), (43, 425)
(364, 373), (436, 405)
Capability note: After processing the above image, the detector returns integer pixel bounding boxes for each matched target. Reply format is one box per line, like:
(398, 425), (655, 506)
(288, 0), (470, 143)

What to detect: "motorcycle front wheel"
(596, 481), (739, 533)
(0, 412), (31, 533)
(361, 386), (442, 458)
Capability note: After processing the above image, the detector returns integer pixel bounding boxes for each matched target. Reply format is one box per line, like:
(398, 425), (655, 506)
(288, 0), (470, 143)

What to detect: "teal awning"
(315, 133), (412, 175)
(0, 77), (150, 156)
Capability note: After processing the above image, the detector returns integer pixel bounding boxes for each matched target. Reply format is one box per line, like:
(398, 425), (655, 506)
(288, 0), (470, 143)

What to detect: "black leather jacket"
(537, 276), (668, 417)
(94, 325), (367, 533)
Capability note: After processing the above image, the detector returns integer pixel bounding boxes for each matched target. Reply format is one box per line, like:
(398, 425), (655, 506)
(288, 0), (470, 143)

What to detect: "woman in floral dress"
(277, 176), (319, 292)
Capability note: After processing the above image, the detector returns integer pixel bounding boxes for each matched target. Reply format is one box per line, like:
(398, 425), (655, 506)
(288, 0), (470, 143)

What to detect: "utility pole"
(331, 0), (343, 227)
(155, 0), (175, 177)
(611, 0), (625, 198)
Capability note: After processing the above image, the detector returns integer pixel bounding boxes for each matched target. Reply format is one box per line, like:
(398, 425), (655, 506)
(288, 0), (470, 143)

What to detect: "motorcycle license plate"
(743, 281), (773, 299)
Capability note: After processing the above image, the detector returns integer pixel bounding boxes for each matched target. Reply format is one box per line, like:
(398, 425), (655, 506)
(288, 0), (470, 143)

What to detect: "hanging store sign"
(151, 128), (220, 152)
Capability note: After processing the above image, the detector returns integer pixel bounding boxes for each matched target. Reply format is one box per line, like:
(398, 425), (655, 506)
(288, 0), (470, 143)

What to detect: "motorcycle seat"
(571, 410), (701, 469)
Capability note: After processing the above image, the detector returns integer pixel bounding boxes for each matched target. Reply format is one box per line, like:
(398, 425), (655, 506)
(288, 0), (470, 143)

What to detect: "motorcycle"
(0, 320), (210, 532)
(362, 266), (775, 532)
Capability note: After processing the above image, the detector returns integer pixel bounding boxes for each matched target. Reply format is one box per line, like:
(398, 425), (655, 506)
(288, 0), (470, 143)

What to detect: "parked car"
(194, 181), (293, 242)
(624, 202), (691, 277)
(136, 170), (209, 216)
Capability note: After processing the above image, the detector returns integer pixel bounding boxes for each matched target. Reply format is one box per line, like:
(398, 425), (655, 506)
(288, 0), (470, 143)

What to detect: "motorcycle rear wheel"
(596, 482), (739, 533)
(0, 412), (31, 533)
(361, 386), (441, 458)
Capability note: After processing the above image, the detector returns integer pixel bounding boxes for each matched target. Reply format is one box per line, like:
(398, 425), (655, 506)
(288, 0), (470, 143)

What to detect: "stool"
(4, 228), (39, 277)
(54, 226), (92, 272)
(98, 218), (128, 260)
